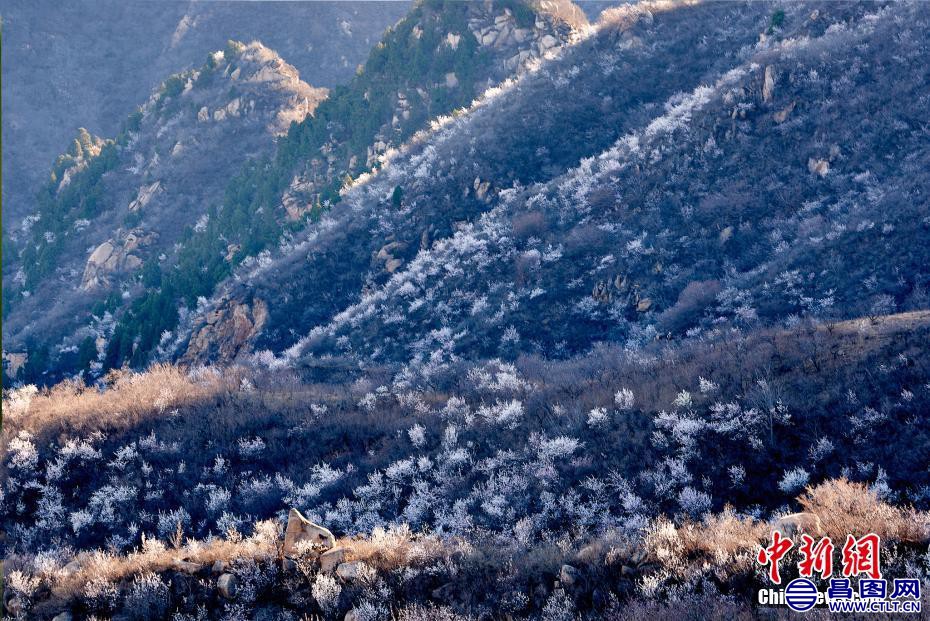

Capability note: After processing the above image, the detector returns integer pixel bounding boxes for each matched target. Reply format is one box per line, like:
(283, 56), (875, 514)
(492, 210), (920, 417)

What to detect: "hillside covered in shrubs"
(3, 311), (930, 618)
(2, 0), (586, 386)
(2, 1), (930, 619)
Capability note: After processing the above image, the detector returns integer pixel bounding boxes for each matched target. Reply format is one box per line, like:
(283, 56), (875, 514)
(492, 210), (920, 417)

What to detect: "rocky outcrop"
(2, 351), (28, 377)
(468, 2), (582, 72)
(128, 180), (163, 212)
(283, 508), (336, 556)
(80, 230), (157, 290)
(55, 129), (111, 194)
(279, 0), (585, 209)
(182, 296), (268, 363)
(376, 241), (408, 274)
(190, 44), (326, 135)
(762, 65), (775, 103)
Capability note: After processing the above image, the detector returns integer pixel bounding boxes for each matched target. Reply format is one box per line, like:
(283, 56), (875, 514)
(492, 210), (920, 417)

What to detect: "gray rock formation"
(282, 508), (336, 556)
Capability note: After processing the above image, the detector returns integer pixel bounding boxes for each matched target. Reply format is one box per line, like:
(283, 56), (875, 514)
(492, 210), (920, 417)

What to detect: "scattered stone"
(212, 560), (226, 574)
(226, 97), (242, 118)
(636, 298), (653, 312)
(281, 557), (297, 572)
(592, 280), (611, 303)
(336, 560), (369, 581)
(560, 564), (580, 587)
(319, 547), (347, 572)
(344, 610), (360, 621)
(52, 612), (73, 621)
(773, 100), (796, 123)
(473, 177), (491, 200)
(762, 65), (775, 103)
(225, 243), (241, 262)
(774, 512), (823, 538)
(217, 573), (238, 599)
(128, 180), (163, 212)
(719, 226), (734, 244)
(539, 34), (559, 50)
(808, 158), (830, 177)
(283, 508), (335, 556)
(173, 558), (202, 574)
(6, 598), (24, 616)
(445, 72), (459, 88)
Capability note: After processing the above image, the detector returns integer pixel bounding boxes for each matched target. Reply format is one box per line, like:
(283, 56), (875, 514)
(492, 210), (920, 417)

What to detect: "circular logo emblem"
(785, 578), (819, 612)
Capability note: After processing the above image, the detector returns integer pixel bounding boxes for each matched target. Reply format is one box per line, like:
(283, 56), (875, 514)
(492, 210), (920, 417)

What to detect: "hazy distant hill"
(1, 0), (411, 225)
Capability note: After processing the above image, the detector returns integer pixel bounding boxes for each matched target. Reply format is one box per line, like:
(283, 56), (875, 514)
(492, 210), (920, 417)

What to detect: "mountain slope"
(3, 2), (930, 620)
(178, 0), (929, 375)
(2, 43), (327, 378)
(2, 0), (589, 385)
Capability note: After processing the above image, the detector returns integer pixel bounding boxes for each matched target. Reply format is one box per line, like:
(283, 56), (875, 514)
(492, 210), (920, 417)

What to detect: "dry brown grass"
(4, 519), (280, 609)
(643, 482), (930, 585)
(1, 364), (240, 442)
(798, 478), (930, 544)
(6, 480), (928, 619)
(673, 506), (769, 559)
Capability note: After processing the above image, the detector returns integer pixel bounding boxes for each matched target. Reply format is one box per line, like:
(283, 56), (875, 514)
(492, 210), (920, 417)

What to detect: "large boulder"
(320, 547), (347, 572)
(773, 512), (824, 539)
(283, 508), (335, 556)
(217, 573), (238, 599)
(80, 230), (156, 290)
(559, 564), (580, 587)
(808, 158), (830, 177)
